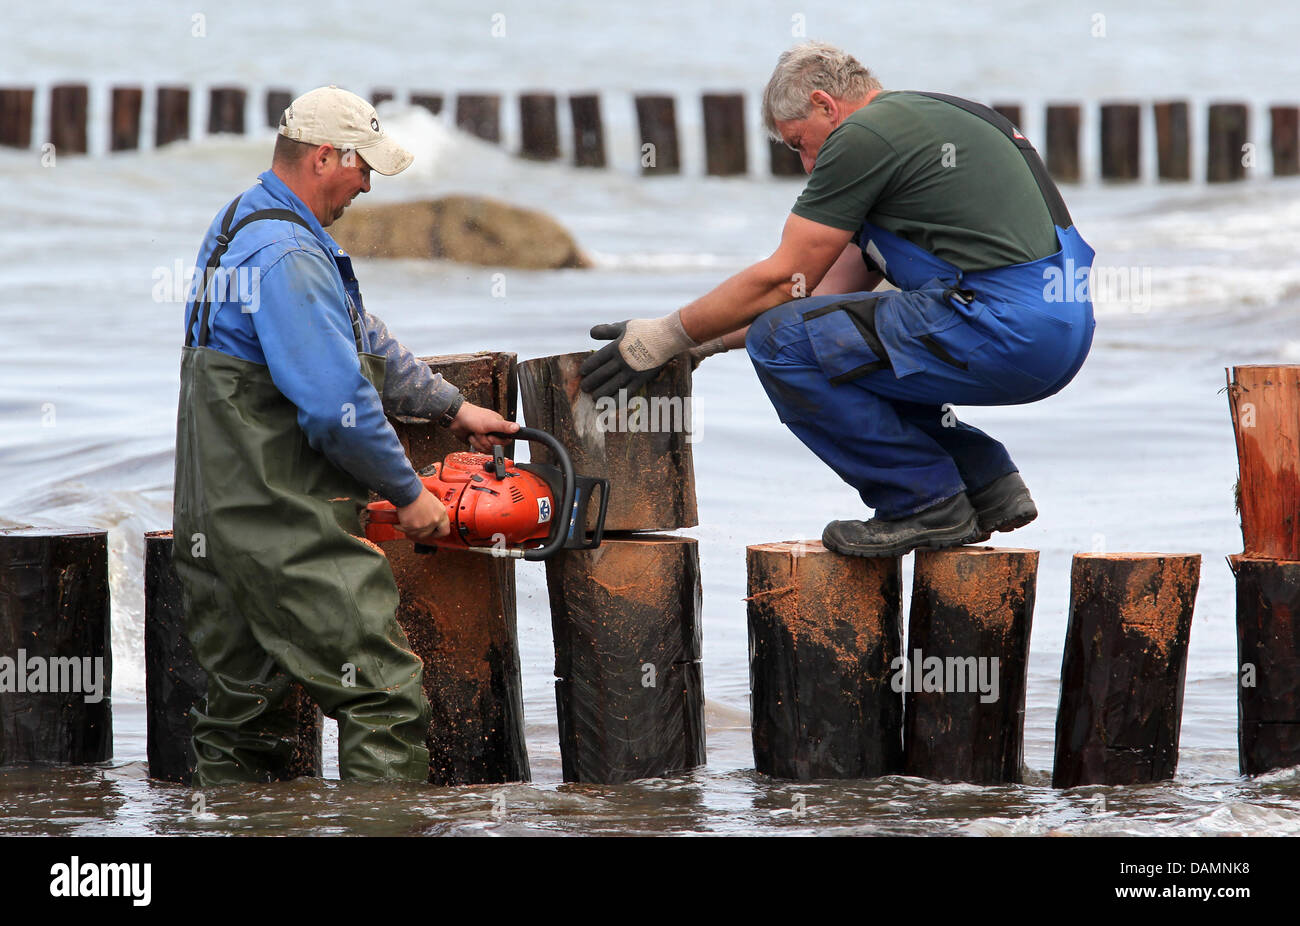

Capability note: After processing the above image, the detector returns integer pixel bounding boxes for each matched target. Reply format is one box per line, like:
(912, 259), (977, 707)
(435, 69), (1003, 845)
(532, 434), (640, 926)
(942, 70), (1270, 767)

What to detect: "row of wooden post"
(2, 84), (1296, 181)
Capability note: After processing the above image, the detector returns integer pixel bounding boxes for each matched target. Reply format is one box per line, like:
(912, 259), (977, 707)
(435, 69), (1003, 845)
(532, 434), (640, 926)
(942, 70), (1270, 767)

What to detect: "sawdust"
(1075, 553), (1199, 660)
(913, 547), (1038, 633)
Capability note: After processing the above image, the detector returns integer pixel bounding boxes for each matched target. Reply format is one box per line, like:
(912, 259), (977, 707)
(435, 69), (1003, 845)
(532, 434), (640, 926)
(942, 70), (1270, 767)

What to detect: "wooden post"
(0, 87), (34, 148)
(569, 93), (605, 168)
(518, 92), (559, 160)
(1099, 102), (1140, 181)
(384, 351), (530, 785)
(265, 88), (292, 129)
(768, 139), (803, 176)
(1270, 105), (1299, 177)
(1226, 365), (1300, 560)
(410, 93), (444, 116)
(371, 89), (394, 107)
(109, 87), (143, 152)
(50, 84), (88, 154)
(1207, 102), (1249, 182)
(1230, 556), (1300, 774)
(1153, 101), (1191, 180)
(155, 86), (190, 147)
(702, 92), (746, 175)
(518, 352), (697, 532)
(144, 531), (323, 782)
(634, 94), (680, 175)
(546, 535), (705, 783)
(905, 547), (1037, 784)
(746, 541), (903, 780)
(1052, 553), (1199, 788)
(1045, 104), (1081, 183)
(992, 103), (1022, 128)
(0, 528), (112, 764)
(207, 86), (245, 136)
(456, 93), (500, 143)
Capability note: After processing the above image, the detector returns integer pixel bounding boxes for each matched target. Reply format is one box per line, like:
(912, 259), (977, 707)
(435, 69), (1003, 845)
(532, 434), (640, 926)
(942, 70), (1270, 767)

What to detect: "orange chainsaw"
(363, 427), (609, 561)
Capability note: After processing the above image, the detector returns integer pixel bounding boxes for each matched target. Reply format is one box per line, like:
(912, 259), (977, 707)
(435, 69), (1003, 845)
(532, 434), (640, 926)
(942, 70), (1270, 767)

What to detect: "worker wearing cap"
(172, 85), (517, 785)
(580, 43), (1094, 558)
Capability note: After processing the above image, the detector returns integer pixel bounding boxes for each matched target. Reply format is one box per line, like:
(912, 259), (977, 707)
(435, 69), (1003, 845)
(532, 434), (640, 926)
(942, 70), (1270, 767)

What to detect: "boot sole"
(971, 502), (1038, 544)
(824, 517), (984, 559)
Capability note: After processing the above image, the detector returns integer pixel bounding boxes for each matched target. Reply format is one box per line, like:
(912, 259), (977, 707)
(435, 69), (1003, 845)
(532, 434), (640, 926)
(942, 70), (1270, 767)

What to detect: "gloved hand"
(688, 337), (727, 369)
(580, 311), (697, 399)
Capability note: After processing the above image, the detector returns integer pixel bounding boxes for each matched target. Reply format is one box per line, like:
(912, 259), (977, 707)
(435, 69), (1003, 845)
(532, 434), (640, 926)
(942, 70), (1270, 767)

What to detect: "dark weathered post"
(1270, 105), (1299, 177)
(207, 86), (245, 135)
(410, 93), (443, 116)
(1099, 102), (1140, 181)
(155, 86), (190, 147)
(518, 352), (697, 532)
(384, 351), (529, 785)
(109, 87), (143, 152)
(1207, 102), (1249, 182)
(702, 92), (746, 175)
(634, 94), (680, 175)
(992, 103), (1022, 128)
(905, 547), (1037, 784)
(371, 88), (394, 107)
(456, 93), (501, 143)
(569, 93), (605, 168)
(546, 535), (705, 783)
(1052, 553), (1199, 788)
(768, 139), (803, 176)
(746, 541), (903, 780)
(1153, 101), (1191, 180)
(1230, 556), (1300, 775)
(0, 87), (35, 148)
(50, 84), (88, 154)
(265, 89), (292, 129)
(0, 528), (112, 765)
(1045, 103), (1081, 183)
(519, 92), (559, 160)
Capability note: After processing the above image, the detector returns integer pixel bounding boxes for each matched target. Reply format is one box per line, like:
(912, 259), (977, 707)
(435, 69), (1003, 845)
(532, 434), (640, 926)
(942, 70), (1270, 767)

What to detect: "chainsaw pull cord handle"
(488, 427), (576, 562)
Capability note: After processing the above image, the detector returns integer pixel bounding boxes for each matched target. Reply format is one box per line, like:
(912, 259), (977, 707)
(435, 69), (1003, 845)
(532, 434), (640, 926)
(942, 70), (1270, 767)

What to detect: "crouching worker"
(172, 86), (517, 785)
(578, 42), (1095, 557)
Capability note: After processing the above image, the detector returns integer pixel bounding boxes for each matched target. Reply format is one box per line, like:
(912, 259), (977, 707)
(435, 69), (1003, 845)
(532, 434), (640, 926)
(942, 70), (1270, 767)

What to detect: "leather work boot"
(967, 472), (1038, 543)
(822, 492), (983, 558)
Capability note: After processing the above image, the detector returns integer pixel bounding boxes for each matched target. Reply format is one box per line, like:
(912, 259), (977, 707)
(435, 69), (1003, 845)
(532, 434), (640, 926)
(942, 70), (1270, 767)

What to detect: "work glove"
(688, 336), (727, 369)
(580, 311), (697, 399)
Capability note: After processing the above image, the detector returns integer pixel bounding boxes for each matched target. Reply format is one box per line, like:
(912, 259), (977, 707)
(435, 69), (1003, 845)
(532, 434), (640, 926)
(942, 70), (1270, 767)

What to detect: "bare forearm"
(678, 258), (803, 343)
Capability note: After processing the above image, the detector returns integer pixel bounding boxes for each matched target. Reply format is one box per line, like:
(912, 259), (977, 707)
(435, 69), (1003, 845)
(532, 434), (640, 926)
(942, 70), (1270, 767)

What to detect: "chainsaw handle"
(489, 427), (575, 562)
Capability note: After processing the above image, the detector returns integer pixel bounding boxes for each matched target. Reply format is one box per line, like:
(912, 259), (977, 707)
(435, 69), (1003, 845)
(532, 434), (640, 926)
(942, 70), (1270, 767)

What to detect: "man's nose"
(360, 174), (371, 194)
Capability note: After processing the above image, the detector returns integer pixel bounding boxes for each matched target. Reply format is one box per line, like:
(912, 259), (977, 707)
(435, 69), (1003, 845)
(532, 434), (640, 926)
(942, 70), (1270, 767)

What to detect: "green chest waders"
(171, 200), (431, 785)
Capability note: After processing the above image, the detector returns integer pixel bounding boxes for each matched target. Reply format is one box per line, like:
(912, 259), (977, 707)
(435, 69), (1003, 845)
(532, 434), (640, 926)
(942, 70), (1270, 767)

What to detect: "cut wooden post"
(207, 86), (245, 135)
(410, 93), (443, 116)
(50, 84), (88, 154)
(385, 351), (530, 785)
(455, 93), (500, 143)
(519, 92), (559, 160)
(1153, 101), (1191, 180)
(518, 352), (697, 532)
(1052, 553), (1199, 788)
(1270, 105), (1299, 177)
(569, 93), (605, 168)
(1207, 102), (1249, 182)
(1230, 555), (1300, 774)
(1099, 102), (1140, 181)
(768, 138), (803, 176)
(371, 88), (394, 107)
(109, 87), (142, 151)
(546, 535), (705, 783)
(155, 86), (190, 147)
(905, 547), (1037, 784)
(1226, 365), (1300, 560)
(1045, 103), (1081, 183)
(0, 87), (34, 148)
(702, 92), (746, 175)
(992, 103), (1022, 128)
(746, 541), (903, 780)
(265, 88), (292, 129)
(634, 94), (680, 175)
(0, 528), (112, 765)
(144, 531), (323, 782)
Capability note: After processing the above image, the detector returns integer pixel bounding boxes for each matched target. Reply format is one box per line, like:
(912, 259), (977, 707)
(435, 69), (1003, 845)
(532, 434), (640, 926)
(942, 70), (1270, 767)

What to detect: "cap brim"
(357, 136), (413, 176)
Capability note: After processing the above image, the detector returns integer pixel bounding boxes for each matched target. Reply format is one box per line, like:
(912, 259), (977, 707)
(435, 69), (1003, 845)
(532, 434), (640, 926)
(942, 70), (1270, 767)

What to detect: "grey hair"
(761, 41), (882, 138)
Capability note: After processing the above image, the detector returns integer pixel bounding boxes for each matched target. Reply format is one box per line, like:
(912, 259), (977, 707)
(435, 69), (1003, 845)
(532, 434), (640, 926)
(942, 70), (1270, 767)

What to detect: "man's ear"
(809, 90), (835, 117)
(312, 144), (335, 175)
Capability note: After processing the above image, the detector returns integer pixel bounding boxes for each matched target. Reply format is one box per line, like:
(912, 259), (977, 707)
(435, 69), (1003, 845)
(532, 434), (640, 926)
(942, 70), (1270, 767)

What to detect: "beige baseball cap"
(277, 85), (413, 175)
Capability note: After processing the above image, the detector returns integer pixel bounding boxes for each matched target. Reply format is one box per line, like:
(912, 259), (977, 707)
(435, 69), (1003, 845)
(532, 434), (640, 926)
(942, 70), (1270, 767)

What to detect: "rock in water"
(330, 195), (591, 269)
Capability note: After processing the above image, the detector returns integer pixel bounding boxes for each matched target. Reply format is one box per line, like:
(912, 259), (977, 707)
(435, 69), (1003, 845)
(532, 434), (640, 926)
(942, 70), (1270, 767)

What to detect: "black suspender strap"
(913, 91), (1074, 229)
(185, 202), (317, 348)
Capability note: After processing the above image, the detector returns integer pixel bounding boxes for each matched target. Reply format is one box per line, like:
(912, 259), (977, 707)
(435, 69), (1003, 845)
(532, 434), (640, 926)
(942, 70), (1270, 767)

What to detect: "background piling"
(0, 88), (34, 148)
(265, 88), (292, 129)
(634, 94), (681, 175)
(155, 86), (190, 147)
(702, 92), (746, 176)
(456, 93), (501, 143)
(1207, 102), (1249, 182)
(207, 86), (245, 136)
(1153, 101), (1191, 180)
(410, 93), (443, 116)
(109, 87), (142, 152)
(519, 92), (559, 161)
(569, 93), (605, 168)
(1271, 105), (1299, 176)
(50, 84), (88, 154)
(1099, 102), (1140, 181)
(1045, 103), (1081, 183)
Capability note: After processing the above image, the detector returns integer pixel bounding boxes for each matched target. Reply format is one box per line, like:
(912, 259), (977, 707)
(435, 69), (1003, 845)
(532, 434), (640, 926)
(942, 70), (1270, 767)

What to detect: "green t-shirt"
(791, 91), (1059, 272)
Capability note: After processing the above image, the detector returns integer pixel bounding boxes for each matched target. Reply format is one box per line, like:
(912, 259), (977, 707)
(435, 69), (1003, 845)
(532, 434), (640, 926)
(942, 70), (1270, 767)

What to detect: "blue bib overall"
(747, 93), (1096, 519)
